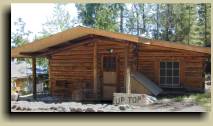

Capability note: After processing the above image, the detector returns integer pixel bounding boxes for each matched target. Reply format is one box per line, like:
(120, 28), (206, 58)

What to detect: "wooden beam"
(124, 46), (131, 94)
(48, 57), (52, 96)
(20, 37), (95, 57)
(32, 57), (37, 100)
(139, 37), (211, 54)
(93, 42), (97, 96)
(19, 34), (132, 57)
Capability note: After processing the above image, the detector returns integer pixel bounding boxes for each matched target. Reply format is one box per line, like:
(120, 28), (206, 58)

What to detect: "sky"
(11, 3), (78, 41)
(11, 3), (151, 41)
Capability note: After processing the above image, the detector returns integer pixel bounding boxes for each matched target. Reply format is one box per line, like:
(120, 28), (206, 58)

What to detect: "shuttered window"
(160, 61), (180, 88)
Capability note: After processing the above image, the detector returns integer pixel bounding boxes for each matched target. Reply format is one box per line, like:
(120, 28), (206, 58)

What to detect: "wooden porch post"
(32, 57), (37, 100)
(124, 46), (131, 94)
(93, 42), (97, 96)
(48, 57), (52, 96)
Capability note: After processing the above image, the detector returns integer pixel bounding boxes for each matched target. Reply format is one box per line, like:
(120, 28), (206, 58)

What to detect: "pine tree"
(196, 3), (211, 47)
(41, 4), (76, 36)
(76, 3), (120, 32)
(11, 18), (32, 48)
(94, 4), (119, 32)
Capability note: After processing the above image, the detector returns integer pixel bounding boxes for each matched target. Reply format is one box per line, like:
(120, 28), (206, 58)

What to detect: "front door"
(102, 55), (117, 101)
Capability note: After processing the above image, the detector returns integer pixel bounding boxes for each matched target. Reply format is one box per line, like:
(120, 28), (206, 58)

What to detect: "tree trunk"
(188, 4), (191, 45)
(120, 6), (124, 33)
(156, 4), (160, 39)
(142, 4), (145, 34)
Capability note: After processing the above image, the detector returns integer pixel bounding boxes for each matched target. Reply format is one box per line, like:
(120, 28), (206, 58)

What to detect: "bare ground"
(11, 97), (206, 112)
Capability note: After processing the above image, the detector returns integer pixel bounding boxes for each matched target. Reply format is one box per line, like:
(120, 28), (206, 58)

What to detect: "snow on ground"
(11, 95), (206, 112)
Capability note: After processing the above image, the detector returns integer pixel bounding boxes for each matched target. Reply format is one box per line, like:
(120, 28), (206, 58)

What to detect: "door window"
(103, 56), (116, 72)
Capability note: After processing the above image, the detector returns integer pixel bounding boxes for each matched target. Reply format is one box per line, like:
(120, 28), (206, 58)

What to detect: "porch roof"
(11, 26), (211, 58)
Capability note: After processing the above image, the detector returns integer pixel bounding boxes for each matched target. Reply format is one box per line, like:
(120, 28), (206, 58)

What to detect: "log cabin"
(11, 26), (211, 101)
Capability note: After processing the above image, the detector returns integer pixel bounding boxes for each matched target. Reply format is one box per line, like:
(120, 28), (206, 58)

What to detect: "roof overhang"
(11, 26), (211, 58)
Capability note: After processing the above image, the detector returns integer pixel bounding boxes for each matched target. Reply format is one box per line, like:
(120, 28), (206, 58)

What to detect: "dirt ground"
(11, 74), (211, 112)
(11, 96), (206, 112)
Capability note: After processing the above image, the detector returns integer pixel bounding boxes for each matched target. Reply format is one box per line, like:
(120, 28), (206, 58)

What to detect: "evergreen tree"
(186, 4), (203, 46)
(75, 3), (103, 27)
(126, 4), (148, 36)
(94, 4), (119, 32)
(196, 3), (211, 46)
(11, 18), (32, 63)
(76, 3), (120, 32)
(41, 3), (76, 36)
(11, 18), (32, 48)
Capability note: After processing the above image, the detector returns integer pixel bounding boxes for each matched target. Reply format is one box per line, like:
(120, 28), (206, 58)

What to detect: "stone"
(16, 106), (22, 110)
(11, 93), (19, 101)
(58, 106), (66, 112)
(69, 108), (76, 112)
(11, 105), (17, 109)
(50, 106), (57, 110)
(85, 108), (95, 112)
(97, 110), (104, 112)
(119, 105), (129, 111)
(75, 108), (83, 112)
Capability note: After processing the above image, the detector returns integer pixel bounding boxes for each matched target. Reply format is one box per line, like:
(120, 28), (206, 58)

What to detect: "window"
(103, 56), (116, 72)
(160, 61), (180, 88)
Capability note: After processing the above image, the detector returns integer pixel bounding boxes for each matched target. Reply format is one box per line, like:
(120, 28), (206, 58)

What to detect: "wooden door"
(102, 55), (117, 101)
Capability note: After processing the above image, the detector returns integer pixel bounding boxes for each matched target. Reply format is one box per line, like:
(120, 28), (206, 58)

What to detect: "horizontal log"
(55, 52), (93, 55)
(51, 59), (93, 64)
(185, 72), (202, 77)
(51, 72), (92, 75)
(50, 63), (93, 67)
(52, 76), (92, 80)
(52, 56), (93, 60)
(185, 67), (203, 73)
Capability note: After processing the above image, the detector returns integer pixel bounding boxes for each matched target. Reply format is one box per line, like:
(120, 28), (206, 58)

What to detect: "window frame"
(159, 61), (180, 88)
(102, 55), (117, 72)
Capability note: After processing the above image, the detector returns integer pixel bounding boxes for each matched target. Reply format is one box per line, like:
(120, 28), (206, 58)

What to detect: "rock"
(22, 107), (27, 111)
(58, 106), (66, 112)
(119, 105), (129, 111)
(16, 106), (22, 110)
(27, 108), (32, 111)
(50, 106), (57, 110)
(69, 108), (76, 112)
(142, 94), (157, 105)
(75, 108), (83, 112)
(85, 108), (95, 112)
(11, 105), (17, 109)
(97, 109), (104, 112)
(11, 93), (19, 101)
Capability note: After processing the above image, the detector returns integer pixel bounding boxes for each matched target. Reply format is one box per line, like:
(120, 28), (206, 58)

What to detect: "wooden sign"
(113, 93), (156, 106)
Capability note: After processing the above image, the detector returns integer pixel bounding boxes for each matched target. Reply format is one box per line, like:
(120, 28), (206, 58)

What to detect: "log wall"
(49, 39), (129, 100)
(137, 44), (207, 92)
(49, 42), (94, 100)
(49, 37), (208, 101)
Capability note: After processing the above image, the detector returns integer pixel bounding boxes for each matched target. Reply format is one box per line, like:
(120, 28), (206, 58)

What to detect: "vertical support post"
(48, 57), (52, 96)
(93, 42), (97, 97)
(32, 57), (37, 100)
(124, 46), (131, 94)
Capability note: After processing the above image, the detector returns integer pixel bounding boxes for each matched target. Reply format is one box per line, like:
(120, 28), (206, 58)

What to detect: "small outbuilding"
(11, 26), (211, 101)
(11, 61), (47, 94)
